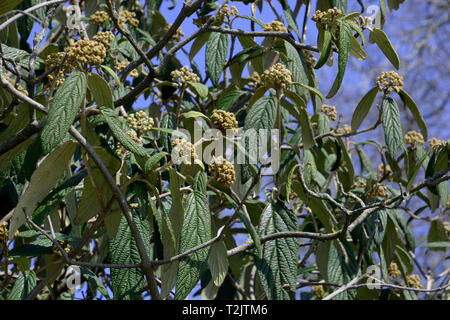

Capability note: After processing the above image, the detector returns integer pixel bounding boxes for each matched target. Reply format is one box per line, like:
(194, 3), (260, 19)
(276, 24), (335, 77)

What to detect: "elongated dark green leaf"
(189, 31), (210, 60)
(406, 148), (431, 192)
(205, 32), (229, 86)
(315, 28), (332, 69)
(187, 81), (208, 98)
(427, 220), (448, 251)
(87, 72), (113, 108)
(174, 189), (211, 300)
(9, 141), (76, 237)
(0, 0), (25, 15)
(327, 240), (358, 300)
(215, 89), (246, 111)
(74, 149), (120, 226)
(208, 241), (228, 287)
(351, 86), (378, 131)
(282, 6), (301, 40)
(398, 89), (427, 141)
(160, 168), (185, 298)
(382, 97), (404, 158)
(256, 201), (299, 300)
(78, 266), (110, 298)
(100, 107), (147, 157)
(284, 41), (310, 102)
(284, 90), (315, 149)
(144, 152), (167, 173)
(109, 213), (152, 300)
(244, 95), (277, 131)
(32, 169), (87, 225)
(326, 22), (352, 98)
(7, 270), (36, 300)
(41, 72), (86, 154)
(237, 15), (265, 27)
(371, 28), (400, 69)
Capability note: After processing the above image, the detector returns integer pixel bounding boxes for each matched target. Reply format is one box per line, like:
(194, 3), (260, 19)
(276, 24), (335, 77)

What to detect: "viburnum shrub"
(0, 0), (448, 301)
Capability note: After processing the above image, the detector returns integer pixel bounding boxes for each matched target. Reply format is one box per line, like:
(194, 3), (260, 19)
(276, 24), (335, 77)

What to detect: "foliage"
(0, 0), (448, 301)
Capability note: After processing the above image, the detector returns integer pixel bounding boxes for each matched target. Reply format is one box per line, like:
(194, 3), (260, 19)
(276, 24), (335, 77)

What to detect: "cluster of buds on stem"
(263, 20), (287, 32)
(312, 7), (342, 26)
(115, 60), (138, 78)
(311, 285), (325, 300)
(171, 66), (200, 85)
(92, 31), (115, 47)
(118, 8), (139, 29)
(388, 262), (401, 278)
(429, 137), (447, 151)
(209, 156), (236, 188)
(90, 10), (109, 25)
(215, 4), (239, 25)
(406, 274), (423, 289)
(337, 124), (351, 134)
(376, 71), (403, 94)
(116, 130), (142, 157)
(45, 52), (76, 87)
(127, 110), (154, 134)
(51, 240), (71, 257)
(404, 130), (424, 146)
(260, 63), (292, 91)
(66, 38), (106, 65)
(0, 221), (19, 243)
(211, 109), (238, 134)
(2, 73), (28, 96)
(303, 49), (317, 69)
(171, 138), (197, 164)
(321, 104), (337, 121)
(163, 24), (184, 42)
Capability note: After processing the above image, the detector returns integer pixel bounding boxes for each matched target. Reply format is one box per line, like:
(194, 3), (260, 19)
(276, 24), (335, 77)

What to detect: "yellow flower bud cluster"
(45, 52), (76, 87)
(376, 71), (403, 94)
(404, 130), (424, 145)
(115, 60), (138, 78)
(337, 124), (351, 134)
(92, 31), (115, 47)
(311, 285), (325, 300)
(119, 9), (139, 29)
(211, 109), (238, 133)
(170, 66), (200, 85)
(215, 4), (239, 25)
(388, 262), (401, 278)
(90, 10), (109, 25)
(209, 156), (236, 188)
(444, 220), (450, 232)
(406, 274), (423, 289)
(358, 16), (373, 29)
(171, 138), (197, 164)
(66, 38), (106, 65)
(51, 241), (71, 257)
(429, 137), (447, 150)
(163, 24), (184, 42)
(321, 104), (337, 121)
(312, 7), (342, 26)
(263, 20), (287, 32)
(368, 182), (389, 198)
(2, 73), (28, 96)
(117, 130), (142, 157)
(303, 49), (317, 69)
(0, 221), (8, 242)
(377, 163), (393, 179)
(249, 71), (261, 87)
(127, 110), (154, 133)
(260, 63), (292, 90)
